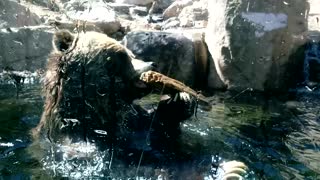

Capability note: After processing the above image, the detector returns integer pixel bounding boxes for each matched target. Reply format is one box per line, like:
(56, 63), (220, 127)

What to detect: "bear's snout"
(132, 58), (157, 75)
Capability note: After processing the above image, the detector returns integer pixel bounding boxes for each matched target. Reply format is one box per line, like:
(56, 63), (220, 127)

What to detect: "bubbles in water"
(41, 141), (109, 178)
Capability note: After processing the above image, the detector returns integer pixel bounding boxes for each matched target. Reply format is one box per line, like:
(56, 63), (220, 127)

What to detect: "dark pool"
(0, 83), (319, 179)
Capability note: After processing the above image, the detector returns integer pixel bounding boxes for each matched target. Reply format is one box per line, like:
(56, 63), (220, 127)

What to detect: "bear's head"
(33, 30), (155, 144)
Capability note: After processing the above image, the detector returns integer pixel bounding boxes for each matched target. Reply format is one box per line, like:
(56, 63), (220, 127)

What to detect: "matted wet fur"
(32, 30), (149, 144)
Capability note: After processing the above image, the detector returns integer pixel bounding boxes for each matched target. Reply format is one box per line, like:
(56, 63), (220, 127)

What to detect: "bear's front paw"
(140, 70), (163, 83)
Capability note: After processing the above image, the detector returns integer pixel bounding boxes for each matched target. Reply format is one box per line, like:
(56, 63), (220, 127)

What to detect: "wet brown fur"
(32, 30), (142, 142)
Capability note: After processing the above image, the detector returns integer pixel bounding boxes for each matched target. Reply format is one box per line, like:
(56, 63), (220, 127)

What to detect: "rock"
(108, 3), (135, 15)
(19, 0), (68, 23)
(178, 0), (208, 28)
(205, 0), (309, 91)
(191, 32), (209, 89)
(115, 0), (154, 6)
(148, 0), (175, 14)
(26, 0), (62, 11)
(307, 0), (320, 32)
(0, 26), (54, 72)
(161, 17), (180, 30)
(162, 0), (193, 20)
(63, 0), (121, 35)
(122, 31), (196, 87)
(129, 6), (148, 17)
(0, 0), (42, 29)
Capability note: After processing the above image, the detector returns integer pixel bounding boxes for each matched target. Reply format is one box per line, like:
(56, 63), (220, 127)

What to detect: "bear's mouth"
(131, 58), (157, 89)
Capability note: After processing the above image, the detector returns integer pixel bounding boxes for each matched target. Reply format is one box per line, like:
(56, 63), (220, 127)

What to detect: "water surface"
(0, 84), (319, 179)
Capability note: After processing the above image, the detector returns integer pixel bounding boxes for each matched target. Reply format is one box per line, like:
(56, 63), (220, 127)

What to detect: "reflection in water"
(0, 85), (319, 179)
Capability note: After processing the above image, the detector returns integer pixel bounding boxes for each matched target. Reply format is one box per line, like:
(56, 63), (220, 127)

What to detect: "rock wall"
(0, 27), (53, 71)
(0, 0), (42, 29)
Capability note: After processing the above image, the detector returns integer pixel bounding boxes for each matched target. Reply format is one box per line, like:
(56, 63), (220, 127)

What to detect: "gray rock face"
(0, 0), (42, 29)
(122, 31), (197, 87)
(205, 0), (309, 91)
(0, 26), (53, 71)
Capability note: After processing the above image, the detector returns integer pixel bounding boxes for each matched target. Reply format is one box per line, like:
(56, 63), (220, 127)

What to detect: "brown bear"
(29, 30), (249, 180)
(32, 30), (195, 159)
(32, 30), (157, 145)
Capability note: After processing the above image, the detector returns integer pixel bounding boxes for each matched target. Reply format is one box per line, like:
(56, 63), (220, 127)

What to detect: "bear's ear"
(52, 30), (75, 52)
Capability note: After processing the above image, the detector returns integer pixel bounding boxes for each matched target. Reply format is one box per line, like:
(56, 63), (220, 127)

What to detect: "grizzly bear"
(32, 30), (156, 143)
(32, 30), (196, 162)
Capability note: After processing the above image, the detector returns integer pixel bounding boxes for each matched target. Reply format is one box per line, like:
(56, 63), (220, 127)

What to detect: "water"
(0, 84), (319, 179)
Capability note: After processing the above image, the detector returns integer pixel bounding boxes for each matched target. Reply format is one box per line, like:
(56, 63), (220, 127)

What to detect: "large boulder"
(122, 31), (197, 87)
(0, 0), (42, 29)
(0, 26), (53, 71)
(205, 0), (309, 91)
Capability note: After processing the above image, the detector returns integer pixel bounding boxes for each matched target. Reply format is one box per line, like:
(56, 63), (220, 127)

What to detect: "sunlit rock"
(63, 0), (121, 35)
(205, 0), (309, 91)
(129, 6), (148, 17)
(162, 0), (193, 20)
(307, 0), (320, 32)
(161, 17), (180, 30)
(148, 0), (174, 14)
(108, 3), (135, 15)
(178, 0), (208, 28)
(0, 0), (41, 29)
(161, 0), (208, 29)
